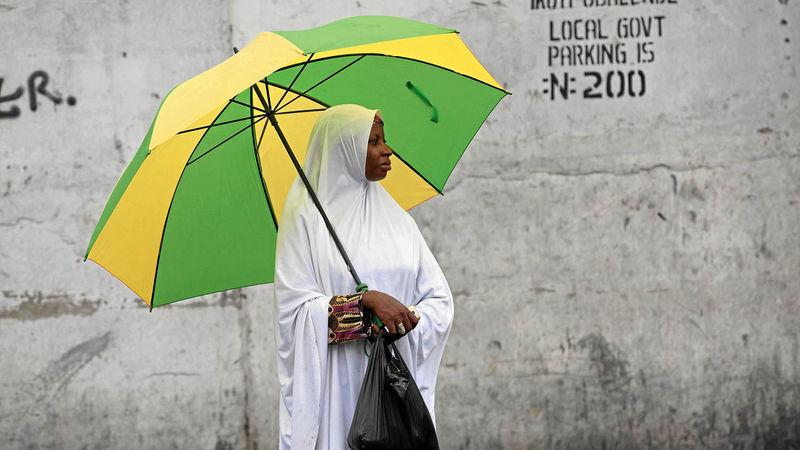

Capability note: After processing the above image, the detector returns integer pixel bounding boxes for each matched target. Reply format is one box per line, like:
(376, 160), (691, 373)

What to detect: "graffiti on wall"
(531, 0), (678, 101)
(0, 70), (76, 119)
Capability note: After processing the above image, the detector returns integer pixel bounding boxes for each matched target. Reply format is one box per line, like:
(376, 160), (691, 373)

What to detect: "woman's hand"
(361, 290), (419, 338)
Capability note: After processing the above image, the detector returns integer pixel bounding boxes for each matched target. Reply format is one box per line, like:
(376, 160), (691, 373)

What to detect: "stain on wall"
(0, 291), (101, 320)
(36, 331), (113, 397)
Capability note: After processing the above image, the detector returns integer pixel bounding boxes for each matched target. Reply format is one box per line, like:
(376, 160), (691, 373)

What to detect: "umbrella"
(85, 15), (509, 308)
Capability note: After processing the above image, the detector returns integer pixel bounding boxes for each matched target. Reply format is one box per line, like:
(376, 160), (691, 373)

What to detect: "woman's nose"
(383, 144), (393, 156)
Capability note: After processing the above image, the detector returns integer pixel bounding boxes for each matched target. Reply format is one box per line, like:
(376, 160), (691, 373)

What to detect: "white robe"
(274, 105), (454, 450)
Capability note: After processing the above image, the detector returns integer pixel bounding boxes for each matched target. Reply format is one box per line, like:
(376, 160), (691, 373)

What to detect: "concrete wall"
(1, 1), (798, 448)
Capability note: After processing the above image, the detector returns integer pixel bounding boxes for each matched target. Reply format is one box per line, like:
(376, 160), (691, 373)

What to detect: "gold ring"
(408, 305), (420, 320)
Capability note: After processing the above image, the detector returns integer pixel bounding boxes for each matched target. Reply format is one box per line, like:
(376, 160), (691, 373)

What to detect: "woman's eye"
(369, 139), (377, 144)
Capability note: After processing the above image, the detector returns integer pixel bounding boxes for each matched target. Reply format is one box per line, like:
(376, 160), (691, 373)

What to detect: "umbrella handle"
(356, 283), (383, 327)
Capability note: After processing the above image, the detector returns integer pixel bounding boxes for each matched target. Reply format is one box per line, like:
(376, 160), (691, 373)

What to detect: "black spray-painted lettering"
(28, 70), (62, 111)
(550, 19), (608, 41)
(532, 0), (575, 10)
(0, 70), (76, 119)
(582, 0), (676, 7)
(542, 70), (646, 101)
(0, 78), (24, 119)
(548, 42), (627, 66)
(617, 16), (665, 38)
(532, 0), (677, 10)
(537, 2), (673, 101)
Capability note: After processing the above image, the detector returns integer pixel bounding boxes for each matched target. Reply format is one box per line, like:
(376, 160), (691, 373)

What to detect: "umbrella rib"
(273, 53), (511, 95)
(252, 80), (272, 117)
(274, 108), (327, 115)
(185, 116), (267, 166)
(272, 53), (314, 111)
(178, 114), (267, 134)
(232, 98), (267, 113)
(255, 108), (271, 152)
(250, 87), (279, 230)
(275, 54), (365, 113)
(391, 149), (442, 195)
(264, 78), (273, 110)
(261, 81), (330, 109)
(252, 81), (272, 112)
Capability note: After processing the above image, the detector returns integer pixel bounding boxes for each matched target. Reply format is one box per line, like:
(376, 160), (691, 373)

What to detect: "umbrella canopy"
(85, 15), (509, 308)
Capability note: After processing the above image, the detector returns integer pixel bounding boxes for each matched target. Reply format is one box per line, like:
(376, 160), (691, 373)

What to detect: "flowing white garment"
(274, 105), (454, 450)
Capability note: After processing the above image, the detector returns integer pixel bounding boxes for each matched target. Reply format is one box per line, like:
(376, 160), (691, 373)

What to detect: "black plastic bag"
(347, 337), (439, 450)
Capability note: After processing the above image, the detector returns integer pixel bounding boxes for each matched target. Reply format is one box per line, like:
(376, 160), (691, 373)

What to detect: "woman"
(274, 104), (454, 449)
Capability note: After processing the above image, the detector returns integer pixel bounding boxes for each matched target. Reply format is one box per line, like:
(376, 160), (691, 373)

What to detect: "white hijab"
(274, 104), (454, 450)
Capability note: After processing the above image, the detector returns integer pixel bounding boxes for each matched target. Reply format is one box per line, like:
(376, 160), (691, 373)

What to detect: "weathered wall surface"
(1, 1), (798, 448)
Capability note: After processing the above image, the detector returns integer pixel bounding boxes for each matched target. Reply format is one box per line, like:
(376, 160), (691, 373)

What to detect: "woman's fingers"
(362, 290), (423, 337)
(382, 311), (418, 335)
(407, 309), (419, 327)
(401, 316), (412, 334)
(387, 312), (411, 336)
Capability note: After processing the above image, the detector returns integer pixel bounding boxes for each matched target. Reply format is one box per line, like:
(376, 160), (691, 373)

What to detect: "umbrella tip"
(233, 47), (239, 54)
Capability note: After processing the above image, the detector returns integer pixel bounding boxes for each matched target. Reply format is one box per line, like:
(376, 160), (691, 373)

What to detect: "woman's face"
(364, 118), (392, 181)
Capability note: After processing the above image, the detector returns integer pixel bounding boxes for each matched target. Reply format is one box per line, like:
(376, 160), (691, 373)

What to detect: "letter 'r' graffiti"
(0, 70), (77, 119)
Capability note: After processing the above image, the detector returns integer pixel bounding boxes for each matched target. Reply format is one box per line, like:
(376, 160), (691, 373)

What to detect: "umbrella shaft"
(266, 112), (364, 288)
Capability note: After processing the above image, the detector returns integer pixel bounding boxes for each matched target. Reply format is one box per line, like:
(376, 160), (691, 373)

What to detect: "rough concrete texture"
(1, 0), (798, 448)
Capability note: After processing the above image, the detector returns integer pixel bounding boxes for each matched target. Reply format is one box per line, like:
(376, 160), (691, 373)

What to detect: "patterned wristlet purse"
(328, 292), (371, 344)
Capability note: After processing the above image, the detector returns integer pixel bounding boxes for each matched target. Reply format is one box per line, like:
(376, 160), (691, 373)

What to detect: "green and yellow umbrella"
(85, 15), (509, 308)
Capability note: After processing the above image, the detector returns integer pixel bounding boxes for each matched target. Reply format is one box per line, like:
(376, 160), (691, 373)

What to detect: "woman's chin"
(367, 168), (390, 182)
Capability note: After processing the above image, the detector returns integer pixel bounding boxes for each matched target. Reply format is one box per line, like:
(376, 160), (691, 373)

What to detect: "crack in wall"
(0, 216), (45, 227)
(234, 289), (256, 450)
(145, 371), (200, 378)
(445, 152), (800, 191)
